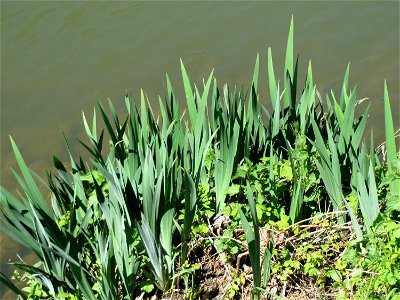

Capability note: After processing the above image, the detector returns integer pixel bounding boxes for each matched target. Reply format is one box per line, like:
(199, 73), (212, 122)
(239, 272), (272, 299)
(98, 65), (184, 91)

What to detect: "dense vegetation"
(1, 18), (399, 299)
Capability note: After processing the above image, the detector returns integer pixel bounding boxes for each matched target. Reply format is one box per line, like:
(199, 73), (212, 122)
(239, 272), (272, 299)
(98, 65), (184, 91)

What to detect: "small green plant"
(238, 183), (274, 300)
(338, 218), (400, 299)
(178, 261), (201, 300)
(225, 269), (246, 299)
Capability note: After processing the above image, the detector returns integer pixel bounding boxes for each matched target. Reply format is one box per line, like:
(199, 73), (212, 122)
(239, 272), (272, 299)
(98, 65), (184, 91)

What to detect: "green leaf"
(357, 163), (379, 232)
(262, 233), (274, 288)
(226, 184), (241, 196)
(0, 272), (27, 299)
(384, 80), (399, 195)
(268, 47), (277, 111)
(140, 280), (155, 293)
(137, 216), (164, 289)
(271, 84), (281, 139)
(181, 170), (196, 263)
(340, 63), (350, 108)
(284, 133), (303, 223)
(352, 104), (370, 150)
(180, 59), (196, 127)
(283, 15), (294, 110)
(9, 137), (51, 216)
(338, 88), (357, 152)
(252, 54), (260, 93)
(238, 182), (261, 292)
(160, 208), (175, 258)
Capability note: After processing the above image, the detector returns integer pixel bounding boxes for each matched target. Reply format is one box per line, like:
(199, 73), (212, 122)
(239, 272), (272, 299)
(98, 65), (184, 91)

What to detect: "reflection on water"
(1, 1), (398, 297)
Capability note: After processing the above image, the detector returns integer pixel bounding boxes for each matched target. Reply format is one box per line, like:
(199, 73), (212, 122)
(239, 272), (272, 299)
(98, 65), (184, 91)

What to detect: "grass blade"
(268, 47), (277, 111)
(238, 182), (261, 299)
(384, 80), (399, 196)
(283, 15), (294, 110)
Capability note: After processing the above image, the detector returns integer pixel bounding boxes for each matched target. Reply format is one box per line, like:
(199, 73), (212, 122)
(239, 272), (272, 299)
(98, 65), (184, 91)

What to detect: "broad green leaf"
(137, 216), (165, 290)
(357, 163), (379, 232)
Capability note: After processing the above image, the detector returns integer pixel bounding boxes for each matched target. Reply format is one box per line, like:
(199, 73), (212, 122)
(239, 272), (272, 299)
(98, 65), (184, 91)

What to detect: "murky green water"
(1, 1), (399, 297)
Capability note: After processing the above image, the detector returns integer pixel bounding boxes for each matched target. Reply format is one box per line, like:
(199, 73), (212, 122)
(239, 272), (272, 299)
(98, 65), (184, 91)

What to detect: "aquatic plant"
(1, 16), (399, 299)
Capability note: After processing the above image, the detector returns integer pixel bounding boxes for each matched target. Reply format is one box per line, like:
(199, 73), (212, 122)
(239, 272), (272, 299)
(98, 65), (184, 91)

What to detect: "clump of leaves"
(228, 157), (283, 224)
(336, 217), (400, 299)
(11, 270), (79, 300)
(226, 269), (246, 299)
(269, 213), (352, 292)
(381, 156), (400, 221)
